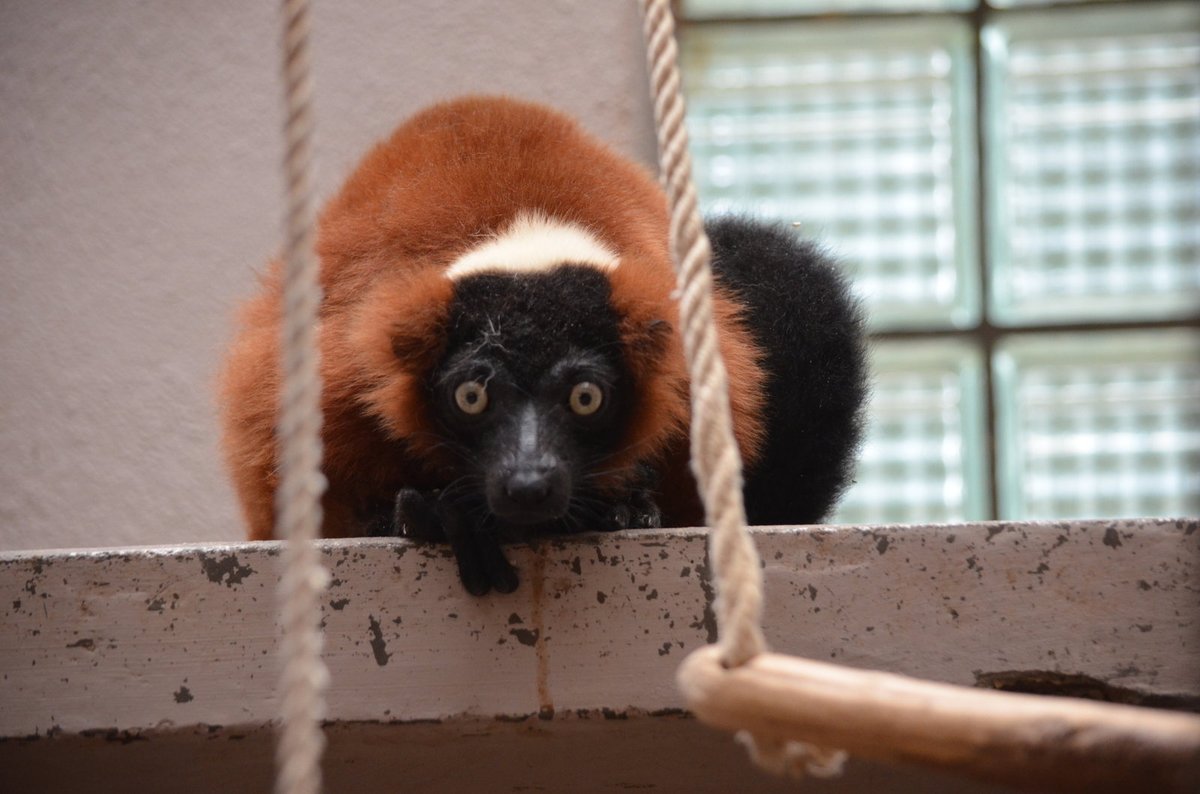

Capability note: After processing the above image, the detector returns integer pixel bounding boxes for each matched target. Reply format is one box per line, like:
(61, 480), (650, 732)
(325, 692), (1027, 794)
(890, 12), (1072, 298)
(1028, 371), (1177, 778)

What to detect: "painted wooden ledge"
(1, 518), (1197, 793)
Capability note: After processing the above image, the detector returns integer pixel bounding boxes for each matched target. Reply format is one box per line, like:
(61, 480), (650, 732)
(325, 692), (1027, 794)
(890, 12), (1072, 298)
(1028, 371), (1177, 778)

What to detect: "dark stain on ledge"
(174, 686), (194, 704)
(494, 713), (532, 723)
(66, 638), (95, 651)
(2, 710), (703, 748)
(976, 670), (1200, 713)
(198, 553), (256, 588)
(329, 598), (350, 611)
(693, 549), (718, 646)
(367, 615), (391, 666)
(509, 628), (540, 647)
(77, 729), (148, 745)
(1103, 526), (1123, 549)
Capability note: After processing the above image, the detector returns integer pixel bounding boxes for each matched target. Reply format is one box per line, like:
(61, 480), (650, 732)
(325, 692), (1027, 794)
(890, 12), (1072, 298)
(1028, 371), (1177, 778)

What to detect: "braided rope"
(637, 0), (764, 672)
(637, 0), (847, 778)
(274, 2), (329, 793)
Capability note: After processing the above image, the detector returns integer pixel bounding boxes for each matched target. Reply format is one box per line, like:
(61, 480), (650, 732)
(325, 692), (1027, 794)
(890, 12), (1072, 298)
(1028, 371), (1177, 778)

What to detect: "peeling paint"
(367, 616), (391, 666)
(693, 549), (718, 645)
(77, 728), (147, 745)
(197, 553), (255, 588)
(510, 628), (539, 647)
(976, 669), (1200, 712)
(1103, 527), (1124, 549)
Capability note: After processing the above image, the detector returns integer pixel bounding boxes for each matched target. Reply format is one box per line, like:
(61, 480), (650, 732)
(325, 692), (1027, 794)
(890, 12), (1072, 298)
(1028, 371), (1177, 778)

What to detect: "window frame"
(679, 0), (1200, 522)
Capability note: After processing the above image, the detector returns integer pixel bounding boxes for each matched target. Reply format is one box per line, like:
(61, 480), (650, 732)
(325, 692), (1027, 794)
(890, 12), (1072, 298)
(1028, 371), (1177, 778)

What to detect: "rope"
(274, 2), (330, 793)
(637, 0), (846, 777)
(637, 0), (765, 672)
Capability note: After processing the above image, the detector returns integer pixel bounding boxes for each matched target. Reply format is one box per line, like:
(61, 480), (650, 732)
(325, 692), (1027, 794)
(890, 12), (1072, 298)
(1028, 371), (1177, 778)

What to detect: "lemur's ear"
(353, 271), (454, 373)
(622, 317), (673, 377)
(345, 272), (455, 455)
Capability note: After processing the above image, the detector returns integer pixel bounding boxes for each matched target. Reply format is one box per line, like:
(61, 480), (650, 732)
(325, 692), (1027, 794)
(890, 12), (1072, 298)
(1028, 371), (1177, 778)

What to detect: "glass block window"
(986, 4), (1200, 325)
(834, 341), (988, 525)
(682, 1), (1200, 525)
(681, 0), (976, 17)
(990, 0), (1123, 7)
(995, 331), (1200, 519)
(682, 21), (979, 330)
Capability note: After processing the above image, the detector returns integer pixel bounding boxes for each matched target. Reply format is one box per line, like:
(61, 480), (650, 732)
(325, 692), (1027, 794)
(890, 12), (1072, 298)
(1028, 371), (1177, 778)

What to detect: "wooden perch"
(678, 645), (1200, 794)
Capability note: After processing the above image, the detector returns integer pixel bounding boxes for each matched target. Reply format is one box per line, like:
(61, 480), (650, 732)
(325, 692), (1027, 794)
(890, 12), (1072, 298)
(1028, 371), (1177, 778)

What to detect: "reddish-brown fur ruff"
(220, 96), (766, 539)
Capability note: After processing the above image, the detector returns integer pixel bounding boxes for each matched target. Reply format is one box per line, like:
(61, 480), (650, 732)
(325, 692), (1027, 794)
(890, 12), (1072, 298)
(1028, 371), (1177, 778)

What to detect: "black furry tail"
(706, 216), (868, 525)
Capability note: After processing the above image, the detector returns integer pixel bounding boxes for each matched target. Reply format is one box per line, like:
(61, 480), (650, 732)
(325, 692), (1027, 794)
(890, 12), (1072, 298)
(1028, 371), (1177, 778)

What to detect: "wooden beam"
(679, 645), (1200, 794)
(1, 518), (1197, 792)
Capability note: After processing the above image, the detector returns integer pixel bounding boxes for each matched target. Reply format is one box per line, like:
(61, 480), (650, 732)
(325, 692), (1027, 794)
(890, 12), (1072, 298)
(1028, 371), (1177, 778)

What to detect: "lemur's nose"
(505, 467), (552, 506)
(488, 405), (571, 523)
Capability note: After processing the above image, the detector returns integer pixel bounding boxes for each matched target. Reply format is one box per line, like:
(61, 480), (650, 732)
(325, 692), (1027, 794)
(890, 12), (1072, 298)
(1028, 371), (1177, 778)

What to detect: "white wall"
(0, 0), (658, 551)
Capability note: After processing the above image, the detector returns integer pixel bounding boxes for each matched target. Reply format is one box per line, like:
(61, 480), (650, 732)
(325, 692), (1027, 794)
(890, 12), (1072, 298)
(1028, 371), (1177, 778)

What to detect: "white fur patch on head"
(445, 211), (618, 281)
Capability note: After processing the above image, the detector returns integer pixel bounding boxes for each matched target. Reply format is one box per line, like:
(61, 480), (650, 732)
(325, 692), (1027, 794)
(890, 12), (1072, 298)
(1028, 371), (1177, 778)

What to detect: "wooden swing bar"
(680, 645), (1200, 793)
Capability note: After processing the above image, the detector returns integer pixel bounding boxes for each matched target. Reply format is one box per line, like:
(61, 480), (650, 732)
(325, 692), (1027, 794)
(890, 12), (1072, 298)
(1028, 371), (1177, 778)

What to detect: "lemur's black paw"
(628, 493), (662, 530)
(365, 511), (398, 538)
(456, 557), (493, 597)
(476, 523), (519, 594)
(599, 503), (631, 532)
(600, 488), (662, 531)
(487, 558), (519, 594)
(392, 488), (444, 541)
(430, 493), (519, 596)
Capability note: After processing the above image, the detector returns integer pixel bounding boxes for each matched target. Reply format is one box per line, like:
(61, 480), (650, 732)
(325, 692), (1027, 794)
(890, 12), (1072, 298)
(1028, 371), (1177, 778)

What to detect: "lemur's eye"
(454, 381), (488, 415)
(569, 382), (603, 416)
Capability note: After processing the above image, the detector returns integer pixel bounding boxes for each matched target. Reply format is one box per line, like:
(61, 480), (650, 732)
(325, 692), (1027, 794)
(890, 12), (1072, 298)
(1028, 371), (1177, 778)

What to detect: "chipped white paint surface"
(2, 518), (1196, 743)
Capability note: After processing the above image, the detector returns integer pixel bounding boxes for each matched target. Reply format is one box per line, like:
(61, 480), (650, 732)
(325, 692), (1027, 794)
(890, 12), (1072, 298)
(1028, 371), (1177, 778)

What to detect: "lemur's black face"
(429, 266), (633, 530)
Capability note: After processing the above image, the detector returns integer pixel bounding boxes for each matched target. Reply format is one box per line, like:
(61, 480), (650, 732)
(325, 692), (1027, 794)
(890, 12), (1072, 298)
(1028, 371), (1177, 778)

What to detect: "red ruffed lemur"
(220, 96), (866, 595)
